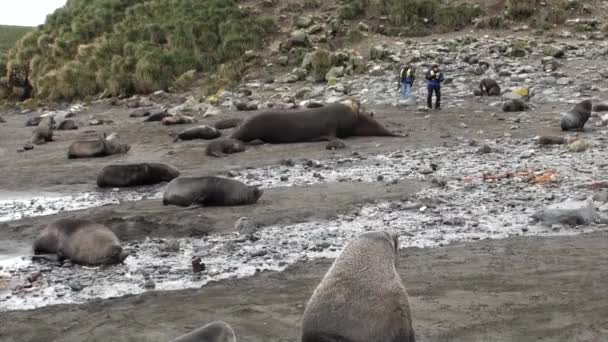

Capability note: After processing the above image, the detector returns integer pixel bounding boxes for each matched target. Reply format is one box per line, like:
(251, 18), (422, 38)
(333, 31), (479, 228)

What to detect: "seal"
(174, 125), (221, 142)
(502, 99), (528, 112)
(57, 119), (79, 130)
(326, 139), (347, 150)
(213, 117), (244, 130)
(231, 99), (400, 143)
(561, 100), (592, 131)
(96, 163), (180, 188)
(479, 78), (501, 96)
(143, 110), (171, 122)
(31, 116), (54, 145)
(206, 139), (246, 157)
(161, 114), (196, 126)
(33, 218), (129, 266)
(168, 321), (236, 342)
(593, 102), (608, 112)
(301, 231), (416, 342)
(163, 176), (263, 207)
(25, 117), (43, 127)
(67, 132), (131, 159)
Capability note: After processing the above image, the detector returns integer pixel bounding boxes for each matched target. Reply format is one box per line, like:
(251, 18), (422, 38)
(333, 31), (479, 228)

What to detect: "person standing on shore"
(425, 64), (444, 110)
(397, 64), (416, 99)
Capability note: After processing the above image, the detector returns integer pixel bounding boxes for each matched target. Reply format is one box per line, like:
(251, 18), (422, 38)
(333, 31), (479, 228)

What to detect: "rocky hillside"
(0, 0), (605, 107)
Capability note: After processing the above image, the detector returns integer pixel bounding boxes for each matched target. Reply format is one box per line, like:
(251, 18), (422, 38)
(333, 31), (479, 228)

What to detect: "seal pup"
(502, 99), (528, 112)
(168, 321), (236, 342)
(231, 99), (399, 143)
(97, 163), (180, 188)
(174, 125), (221, 142)
(301, 231), (416, 342)
(479, 78), (501, 96)
(68, 132), (131, 159)
(163, 176), (263, 207)
(31, 116), (54, 145)
(213, 117), (243, 130)
(161, 114), (196, 126)
(561, 100), (592, 131)
(206, 139), (246, 157)
(33, 218), (129, 266)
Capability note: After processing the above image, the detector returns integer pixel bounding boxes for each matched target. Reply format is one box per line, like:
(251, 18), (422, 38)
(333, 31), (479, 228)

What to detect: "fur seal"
(161, 114), (196, 126)
(206, 139), (246, 157)
(502, 99), (528, 112)
(33, 218), (129, 266)
(57, 119), (79, 130)
(213, 118), (244, 130)
(168, 321), (236, 342)
(561, 100), (592, 131)
(306, 101), (324, 108)
(26, 116), (43, 127)
(479, 78), (501, 96)
(143, 110), (171, 122)
(31, 116), (54, 145)
(163, 176), (263, 207)
(593, 102), (608, 112)
(97, 163), (180, 188)
(326, 139), (346, 150)
(68, 132), (131, 159)
(301, 231), (415, 342)
(174, 125), (221, 142)
(231, 99), (399, 143)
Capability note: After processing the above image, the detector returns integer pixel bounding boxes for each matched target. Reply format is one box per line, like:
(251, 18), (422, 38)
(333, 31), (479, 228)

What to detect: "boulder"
(370, 44), (390, 60)
(296, 16), (313, 28)
(290, 30), (310, 47)
(543, 45), (565, 58)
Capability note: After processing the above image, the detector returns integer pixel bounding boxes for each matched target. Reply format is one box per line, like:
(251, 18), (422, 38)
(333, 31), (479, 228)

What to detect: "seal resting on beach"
(31, 116), (54, 145)
(206, 139), (246, 157)
(97, 163), (180, 188)
(561, 100), (592, 131)
(163, 176), (263, 207)
(213, 117), (243, 130)
(301, 231), (416, 342)
(168, 321), (236, 342)
(231, 99), (400, 143)
(174, 125), (221, 142)
(479, 78), (501, 96)
(33, 218), (129, 266)
(67, 132), (131, 159)
(143, 110), (171, 122)
(161, 114), (196, 126)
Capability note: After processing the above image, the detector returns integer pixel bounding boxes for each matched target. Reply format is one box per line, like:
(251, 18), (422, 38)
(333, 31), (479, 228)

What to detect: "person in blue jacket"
(397, 64), (415, 99)
(425, 64), (444, 110)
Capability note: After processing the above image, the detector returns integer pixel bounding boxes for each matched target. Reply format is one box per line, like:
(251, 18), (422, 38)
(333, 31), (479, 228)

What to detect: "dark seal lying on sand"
(97, 163), (180, 188)
(67, 132), (131, 159)
(205, 139), (246, 158)
(174, 125), (221, 142)
(163, 176), (263, 207)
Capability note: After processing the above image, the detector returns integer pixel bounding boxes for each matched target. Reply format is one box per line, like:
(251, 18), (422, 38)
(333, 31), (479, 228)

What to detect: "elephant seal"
(97, 163), (180, 188)
(31, 116), (54, 145)
(163, 176), (263, 207)
(593, 102), (608, 112)
(33, 218), (129, 266)
(68, 132), (131, 159)
(143, 110), (171, 122)
(561, 100), (592, 131)
(479, 78), (501, 96)
(213, 117), (243, 130)
(206, 139), (246, 157)
(326, 139), (347, 150)
(57, 119), (79, 130)
(162, 114), (196, 126)
(26, 116), (43, 127)
(174, 125), (221, 142)
(301, 231), (415, 342)
(502, 99), (528, 112)
(231, 99), (399, 143)
(168, 321), (236, 342)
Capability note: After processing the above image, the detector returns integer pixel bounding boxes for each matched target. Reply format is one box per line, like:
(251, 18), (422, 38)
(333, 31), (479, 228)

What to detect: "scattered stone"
(567, 140), (591, 153)
(477, 145), (492, 154)
(192, 257), (205, 273)
(296, 16), (313, 28)
(290, 30), (309, 47)
(532, 199), (600, 226)
(68, 280), (84, 292)
(27, 272), (42, 283)
(235, 217), (259, 238)
(593, 191), (608, 203)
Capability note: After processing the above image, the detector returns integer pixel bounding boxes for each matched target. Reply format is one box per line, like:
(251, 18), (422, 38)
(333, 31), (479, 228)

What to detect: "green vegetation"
(0, 25), (33, 80)
(1, 0), (275, 102)
(338, 0), (483, 33)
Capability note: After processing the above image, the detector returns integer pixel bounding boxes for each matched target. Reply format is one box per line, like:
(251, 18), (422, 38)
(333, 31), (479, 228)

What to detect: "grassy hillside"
(0, 25), (33, 55)
(1, 0), (275, 102)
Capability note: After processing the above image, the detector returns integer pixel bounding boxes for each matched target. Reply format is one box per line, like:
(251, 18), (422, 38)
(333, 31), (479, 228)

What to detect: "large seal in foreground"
(33, 218), (129, 266)
(97, 163), (180, 188)
(479, 78), (501, 96)
(168, 321), (236, 342)
(206, 139), (246, 157)
(231, 99), (399, 143)
(68, 133), (131, 159)
(174, 125), (221, 142)
(561, 100), (592, 131)
(31, 116), (54, 145)
(301, 231), (415, 342)
(163, 176), (263, 207)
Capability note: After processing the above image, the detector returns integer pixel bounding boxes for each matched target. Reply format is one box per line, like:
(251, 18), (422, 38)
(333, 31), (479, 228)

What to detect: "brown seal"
(161, 114), (196, 126)
(479, 78), (501, 96)
(163, 176), (263, 207)
(231, 99), (400, 143)
(174, 125), (221, 142)
(67, 132), (131, 159)
(593, 102), (608, 112)
(33, 218), (129, 266)
(31, 116), (54, 145)
(205, 139), (246, 157)
(213, 117), (244, 130)
(502, 99), (529, 112)
(561, 100), (592, 131)
(168, 321), (236, 342)
(97, 163), (180, 188)
(301, 231), (416, 342)
(143, 110), (171, 122)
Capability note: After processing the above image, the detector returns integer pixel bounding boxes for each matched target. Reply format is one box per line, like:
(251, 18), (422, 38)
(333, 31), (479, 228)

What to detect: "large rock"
(370, 44), (390, 60)
(532, 199), (601, 226)
(543, 45), (565, 58)
(290, 30), (310, 47)
(296, 16), (313, 28)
